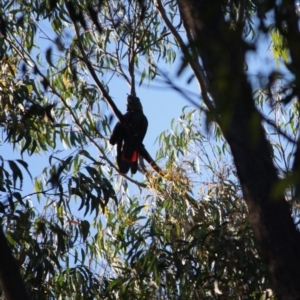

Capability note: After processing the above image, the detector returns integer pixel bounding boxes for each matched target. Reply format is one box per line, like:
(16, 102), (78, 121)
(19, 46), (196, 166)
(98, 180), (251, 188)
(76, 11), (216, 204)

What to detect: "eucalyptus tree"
(0, 0), (299, 299)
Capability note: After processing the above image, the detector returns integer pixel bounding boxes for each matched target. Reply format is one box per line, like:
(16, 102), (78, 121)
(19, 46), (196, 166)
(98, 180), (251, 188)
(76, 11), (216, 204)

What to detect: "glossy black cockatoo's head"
(127, 95), (143, 111)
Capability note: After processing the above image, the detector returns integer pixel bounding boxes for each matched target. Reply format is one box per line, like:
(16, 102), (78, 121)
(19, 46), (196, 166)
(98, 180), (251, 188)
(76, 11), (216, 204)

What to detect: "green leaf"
(8, 160), (23, 188)
(80, 220), (90, 242)
(16, 159), (32, 180)
(139, 68), (146, 86)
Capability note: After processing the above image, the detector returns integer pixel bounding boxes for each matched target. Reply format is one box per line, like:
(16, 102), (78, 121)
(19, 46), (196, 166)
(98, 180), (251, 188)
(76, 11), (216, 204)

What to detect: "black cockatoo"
(109, 95), (148, 174)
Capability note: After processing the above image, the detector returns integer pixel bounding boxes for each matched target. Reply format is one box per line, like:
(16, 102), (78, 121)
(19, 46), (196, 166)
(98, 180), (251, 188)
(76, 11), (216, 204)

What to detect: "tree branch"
(155, 0), (214, 112)
(176, 0), (300, 297)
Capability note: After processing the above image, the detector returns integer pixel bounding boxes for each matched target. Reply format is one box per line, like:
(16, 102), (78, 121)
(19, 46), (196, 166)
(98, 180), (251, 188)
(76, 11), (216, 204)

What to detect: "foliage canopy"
(1, 0), (300, 299)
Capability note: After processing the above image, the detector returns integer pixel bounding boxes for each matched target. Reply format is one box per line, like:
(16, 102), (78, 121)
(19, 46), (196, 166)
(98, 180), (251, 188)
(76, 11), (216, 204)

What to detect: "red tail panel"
(121, 150), (138, 163)
(131, 150), (138, 162)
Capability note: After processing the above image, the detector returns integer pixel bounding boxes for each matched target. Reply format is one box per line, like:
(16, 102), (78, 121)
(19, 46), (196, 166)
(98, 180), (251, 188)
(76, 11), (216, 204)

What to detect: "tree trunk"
(177, 0), (300, 298)
(0, 228), (30, 300)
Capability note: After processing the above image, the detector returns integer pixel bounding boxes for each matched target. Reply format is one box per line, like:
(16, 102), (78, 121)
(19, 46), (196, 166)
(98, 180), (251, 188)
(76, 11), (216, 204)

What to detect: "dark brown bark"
(0, 228), (30, 300)
(177, 0), (300, 298)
